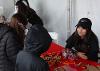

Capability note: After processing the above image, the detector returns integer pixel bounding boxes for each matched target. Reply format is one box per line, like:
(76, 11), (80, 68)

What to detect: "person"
(9, 13), (28, 48)
(15, 0), (52, 71)
(15, 22), (52, 71)
(65, 18), (99, 62)
(15, 0), (44, 36)
(0, 17), (22, 71)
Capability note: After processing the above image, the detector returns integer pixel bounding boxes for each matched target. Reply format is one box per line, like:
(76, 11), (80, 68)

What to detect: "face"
(0, 16), (5, 23)
(10, 17), (25, 30)
(77, 26), (87, 38)
(10, 17), (18, 28)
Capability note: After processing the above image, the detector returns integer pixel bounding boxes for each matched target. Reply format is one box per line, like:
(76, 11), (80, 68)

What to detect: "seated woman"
(65, 18), (99, 62)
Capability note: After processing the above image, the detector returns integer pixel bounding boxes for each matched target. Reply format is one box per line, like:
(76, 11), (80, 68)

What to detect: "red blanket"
(41, 42), (100, 71)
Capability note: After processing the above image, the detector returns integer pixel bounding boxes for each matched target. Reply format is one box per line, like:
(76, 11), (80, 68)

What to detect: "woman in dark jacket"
(0, 22), (22, 71)
(16, 0), (52, 71)
(16, 24), (52, 71)
(15, 1), (52, 71)
(65, 18), (99, 62)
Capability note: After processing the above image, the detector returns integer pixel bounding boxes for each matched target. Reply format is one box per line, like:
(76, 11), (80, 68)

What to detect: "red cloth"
(42, 42), (64, 54)
(41, 42), (100, 71)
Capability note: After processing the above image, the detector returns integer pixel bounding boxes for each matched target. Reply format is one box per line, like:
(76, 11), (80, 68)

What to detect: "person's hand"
(77, 52), (88, 59)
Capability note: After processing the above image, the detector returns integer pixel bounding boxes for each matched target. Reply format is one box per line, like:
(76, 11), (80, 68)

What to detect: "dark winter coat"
(65, 31), (99, 62)
(0, 24), (21, 71)
(16, 24), (52, 71)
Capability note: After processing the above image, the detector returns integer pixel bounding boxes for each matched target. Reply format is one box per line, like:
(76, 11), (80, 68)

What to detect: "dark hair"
(16, 0), (43, 25)
(12, 13), (28, 26)
(72, 18), (96, 46)
(16, 0), (29, 15)
(12, 13), (27, 47)
(16, 0), (30, 7)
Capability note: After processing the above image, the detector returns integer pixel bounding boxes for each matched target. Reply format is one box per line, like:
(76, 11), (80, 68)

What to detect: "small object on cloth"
(62, 49), (77, 60)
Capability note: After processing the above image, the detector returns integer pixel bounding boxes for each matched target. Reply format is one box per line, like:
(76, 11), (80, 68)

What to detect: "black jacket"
(65, 31), (99, 62)
(27, 9), (43, 26)
(0, 24), (21, 71)
(16, 24), (52, 71)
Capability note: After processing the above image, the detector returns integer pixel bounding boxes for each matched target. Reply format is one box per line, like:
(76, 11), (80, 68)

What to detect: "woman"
(0, 14), (25, 71)
(10, 13), (28, 48)
(15, 1), (52, 71)
(65, 18), (99, 62)
(16, 24), (52, 71)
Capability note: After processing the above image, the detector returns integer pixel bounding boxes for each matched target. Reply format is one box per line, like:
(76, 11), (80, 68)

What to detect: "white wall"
(0, 0), (14, 18)
(29, 0), (68, 46)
